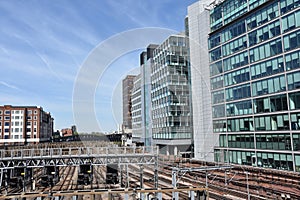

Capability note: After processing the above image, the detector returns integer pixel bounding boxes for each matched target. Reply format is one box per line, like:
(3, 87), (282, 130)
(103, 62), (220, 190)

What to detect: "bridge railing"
(0, 146), (158, 159)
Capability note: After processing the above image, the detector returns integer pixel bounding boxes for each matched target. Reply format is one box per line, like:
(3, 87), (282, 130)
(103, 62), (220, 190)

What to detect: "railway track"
(2, 142), (300, 200)
(159, 158), (300, 199)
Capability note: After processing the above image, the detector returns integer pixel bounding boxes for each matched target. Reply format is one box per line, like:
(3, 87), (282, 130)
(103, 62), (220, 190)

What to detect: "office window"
(247, 2), (279, 30)
(256, 152), (293, 171)
(282, 9), (300, 33)
(222, 36), (247, 57)
(226, 84), (251, 101)
(224, 67), (250, 86)
(213, 120), (226, 132)
(222, 21), (246, 43)
(284, 30), (300, 51)
(222, 0), (247, 25)
(255, 114), (289, 131)
(249, 39), (282, 63)
(223, 51), (248, 71)
(251, 56), (284, 79)
(280, 0), (300, 14)
(226, 100), (252, 116)
(291, 112), (300, 130)
(289, 91), (300, 110)
(293, 134), (300, 150)
(252, 75), (286, 96)
(228, 134), (254, 149)
(285, 50), (300, 70)
(228, 150), (254, 165)
(210, 6), (222, 31)
(212, 90), (224, 104)
(256, 134), (291, 150)
(219, 134), (227, 147)
(211, 76), (224, 90)
(212, 104), (225, 118)
(4, 110), (10, 115)
(287, 71), (300, 90)
(209, 47), (222, 62)
(253, 94), (288, 113)
(208, 33), (221, 49)
(227, 117), (254, 132)
(248, 20), (280, 46)
(4, 122), (9, 126)
(210, 61), (223, 76)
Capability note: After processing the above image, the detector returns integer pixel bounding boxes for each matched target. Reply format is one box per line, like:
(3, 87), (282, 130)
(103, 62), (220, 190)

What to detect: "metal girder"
(0, 146), (158, 169)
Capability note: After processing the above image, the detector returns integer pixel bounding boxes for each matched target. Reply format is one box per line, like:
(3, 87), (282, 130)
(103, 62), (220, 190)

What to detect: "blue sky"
(0, 0), (197, 133)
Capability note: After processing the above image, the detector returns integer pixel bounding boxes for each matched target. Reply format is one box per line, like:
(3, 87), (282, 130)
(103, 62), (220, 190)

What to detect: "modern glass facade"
(209, 0), (300, 172)
(131, 74), (142, 140)
(151, 35), (192, 155)
(131, 46), (157, 146)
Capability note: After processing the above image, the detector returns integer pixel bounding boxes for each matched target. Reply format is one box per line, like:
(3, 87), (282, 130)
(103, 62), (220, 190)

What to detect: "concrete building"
(188, 0), (216, 162)
(131, 45), (158, 146)
(203, 0), (300, 172)
(122, 75), (136, 131)
(131, 73), (142, 141)
(141, 45), (158, 147)
(151, 34), (193, 155)
(0, 105), (53, 145)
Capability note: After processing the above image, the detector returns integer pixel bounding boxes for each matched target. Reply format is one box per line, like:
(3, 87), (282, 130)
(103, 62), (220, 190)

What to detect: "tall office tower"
(188, 0), (216, 162)
(0, 105), (53, 145)
(151, 34), (193, 155)
(142, 45), (158, 146)
(131, 45), (158, 146)
(131, 73), (142, 141)
(122, 75), (136, 131)
(206, 0), (300, 172)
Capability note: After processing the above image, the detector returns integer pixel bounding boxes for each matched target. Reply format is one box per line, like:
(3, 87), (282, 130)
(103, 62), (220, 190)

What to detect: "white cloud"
(0, 81), (19, 90)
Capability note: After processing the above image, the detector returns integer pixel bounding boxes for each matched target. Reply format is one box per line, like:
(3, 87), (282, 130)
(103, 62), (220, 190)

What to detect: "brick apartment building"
(0, 105), (53, 145)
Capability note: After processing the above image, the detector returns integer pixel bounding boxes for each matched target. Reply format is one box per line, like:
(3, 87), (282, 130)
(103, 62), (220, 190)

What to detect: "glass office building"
(151, 34), (193, 155)
(209, 0), (300, 172)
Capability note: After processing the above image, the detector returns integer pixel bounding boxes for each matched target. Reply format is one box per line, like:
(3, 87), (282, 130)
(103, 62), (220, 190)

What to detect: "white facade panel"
(188, 1), (218, 162)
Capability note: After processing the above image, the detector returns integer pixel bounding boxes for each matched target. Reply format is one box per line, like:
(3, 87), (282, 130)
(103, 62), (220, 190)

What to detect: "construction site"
(0, 141), (299, 200)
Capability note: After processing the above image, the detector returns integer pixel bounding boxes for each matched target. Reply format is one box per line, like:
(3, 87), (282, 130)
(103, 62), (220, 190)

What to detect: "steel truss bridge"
(0, 146), (161, 199)
(0, 146), (158, 168)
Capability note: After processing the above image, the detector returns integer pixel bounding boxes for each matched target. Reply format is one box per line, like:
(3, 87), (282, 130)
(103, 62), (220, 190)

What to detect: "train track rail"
(2, 143), (300, 200)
